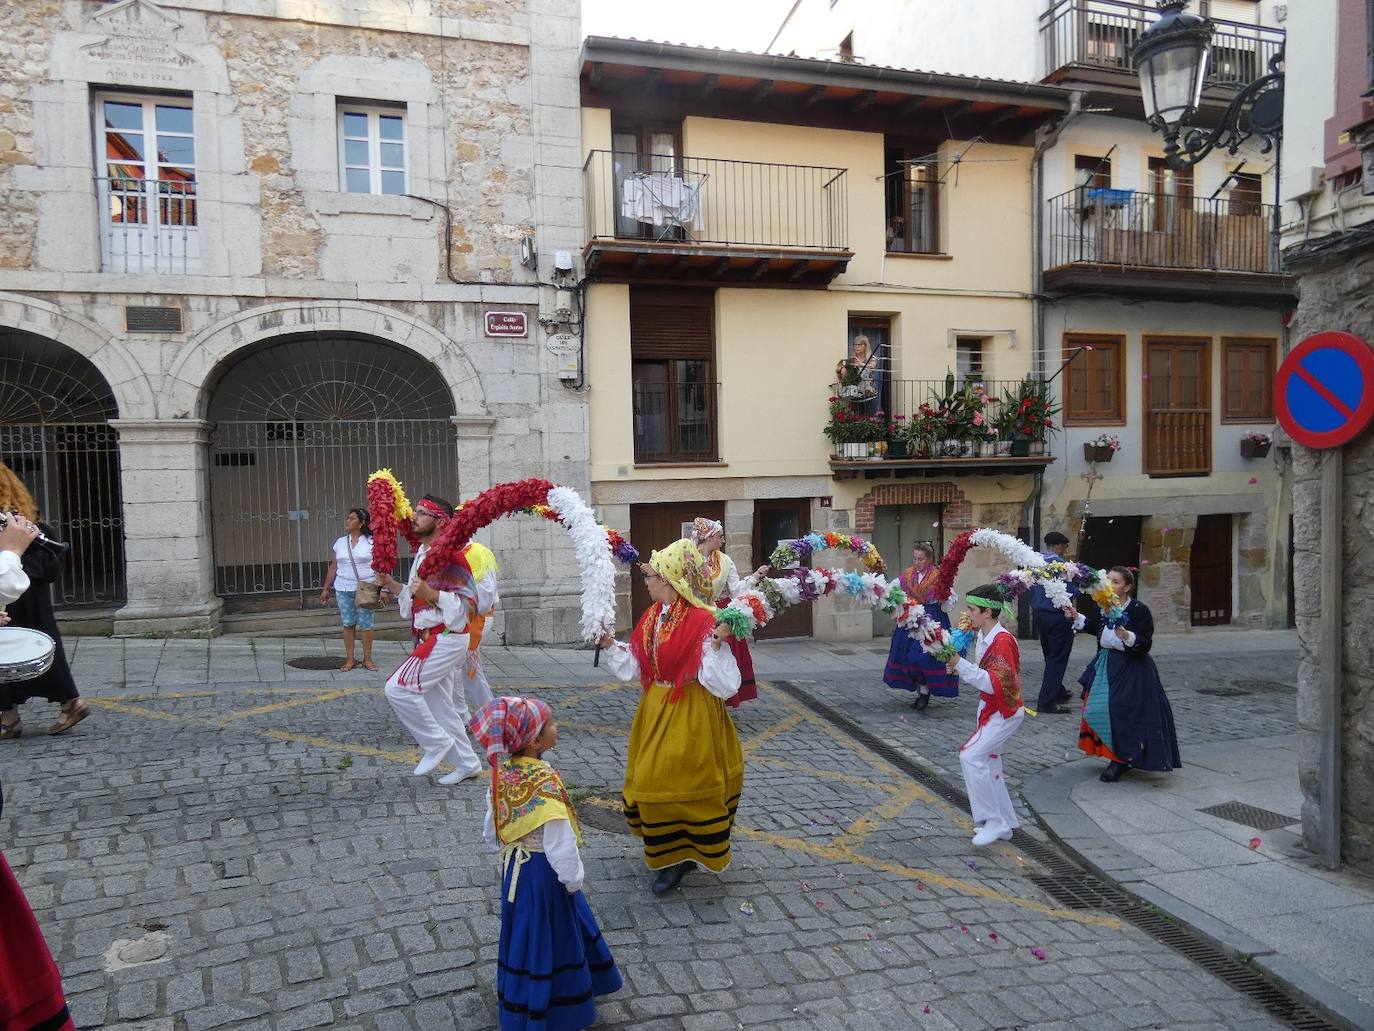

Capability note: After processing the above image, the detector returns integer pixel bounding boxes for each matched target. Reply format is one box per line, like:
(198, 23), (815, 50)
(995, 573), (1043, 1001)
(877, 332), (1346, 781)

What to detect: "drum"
(0, 627), (56, 682)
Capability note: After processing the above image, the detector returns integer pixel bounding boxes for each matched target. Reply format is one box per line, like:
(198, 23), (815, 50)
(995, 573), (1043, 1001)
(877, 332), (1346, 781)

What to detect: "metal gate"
(0, 328), (126, 608)
(210, 419), (458, 599)
(205, 333), (460, 604)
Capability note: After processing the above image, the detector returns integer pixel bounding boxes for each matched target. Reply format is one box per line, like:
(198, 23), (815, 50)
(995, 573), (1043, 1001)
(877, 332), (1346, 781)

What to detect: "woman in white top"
(319, 508), (377, 671)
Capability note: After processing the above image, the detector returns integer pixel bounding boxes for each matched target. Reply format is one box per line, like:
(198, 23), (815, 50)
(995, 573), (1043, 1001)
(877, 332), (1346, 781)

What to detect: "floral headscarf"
(467, 696), (552, 766)
(690, 517), (724, 544)
(648, 538), (715, 611)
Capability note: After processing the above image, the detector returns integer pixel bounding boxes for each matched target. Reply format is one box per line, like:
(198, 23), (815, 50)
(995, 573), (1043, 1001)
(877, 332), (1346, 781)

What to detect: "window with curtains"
(884, 142), (940, 254)
(1063, 335), (1125, 424)
(1222, 337), (1276, 422)
(630, 288), (718, 463)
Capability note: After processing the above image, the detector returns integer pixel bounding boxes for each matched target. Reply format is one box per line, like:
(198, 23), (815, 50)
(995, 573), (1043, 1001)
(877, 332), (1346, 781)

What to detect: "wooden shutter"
(630, 288), (714, 360)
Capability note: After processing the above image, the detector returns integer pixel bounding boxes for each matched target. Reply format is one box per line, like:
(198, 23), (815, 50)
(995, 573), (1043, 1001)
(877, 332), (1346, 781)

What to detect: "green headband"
(966, 593), (1011, 616)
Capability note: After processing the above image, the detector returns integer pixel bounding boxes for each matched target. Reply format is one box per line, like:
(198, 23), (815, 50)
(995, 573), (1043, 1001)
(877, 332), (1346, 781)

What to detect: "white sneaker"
(414, 747), (451, 777)
(971, 823), (1012, 847)
(438, 764), (482, 785)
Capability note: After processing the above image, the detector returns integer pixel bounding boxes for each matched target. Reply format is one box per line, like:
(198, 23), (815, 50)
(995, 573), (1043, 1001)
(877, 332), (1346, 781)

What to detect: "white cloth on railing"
(620, 172), (705, 232)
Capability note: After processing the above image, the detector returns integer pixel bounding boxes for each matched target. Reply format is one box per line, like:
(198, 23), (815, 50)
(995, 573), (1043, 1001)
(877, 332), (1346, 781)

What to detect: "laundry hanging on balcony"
(620, 171), (707, 234)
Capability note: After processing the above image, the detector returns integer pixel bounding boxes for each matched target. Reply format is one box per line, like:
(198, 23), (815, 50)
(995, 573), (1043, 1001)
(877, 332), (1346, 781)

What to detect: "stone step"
(219, 608), (412, 640)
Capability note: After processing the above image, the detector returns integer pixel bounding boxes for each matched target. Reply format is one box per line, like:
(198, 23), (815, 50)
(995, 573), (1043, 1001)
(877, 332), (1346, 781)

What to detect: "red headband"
(415, 499), (448, 519)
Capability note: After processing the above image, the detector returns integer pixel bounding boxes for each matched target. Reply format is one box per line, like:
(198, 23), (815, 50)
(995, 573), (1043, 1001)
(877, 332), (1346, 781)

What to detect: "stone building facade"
(0, 0), (590, 642)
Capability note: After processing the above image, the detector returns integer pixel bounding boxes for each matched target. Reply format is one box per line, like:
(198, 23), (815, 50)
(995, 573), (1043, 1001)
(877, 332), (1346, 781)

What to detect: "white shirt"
(0, 552), (29, 605)
(331, 534), (375, 592)
(397, 542), (499, 633)
(603, 609), (742, 700)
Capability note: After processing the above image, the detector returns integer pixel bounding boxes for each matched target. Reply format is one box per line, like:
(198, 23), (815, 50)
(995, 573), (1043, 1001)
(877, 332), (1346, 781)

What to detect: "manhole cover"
(1197, 686), (1249, 697)
(1197, 801), (1299, 831)
(286, 656), (343, 670)
(576, 794), (633, 835)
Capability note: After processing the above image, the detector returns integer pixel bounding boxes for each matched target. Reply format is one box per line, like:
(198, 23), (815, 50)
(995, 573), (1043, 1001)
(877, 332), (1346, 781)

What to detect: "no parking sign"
(1274, 331), (1374, 449)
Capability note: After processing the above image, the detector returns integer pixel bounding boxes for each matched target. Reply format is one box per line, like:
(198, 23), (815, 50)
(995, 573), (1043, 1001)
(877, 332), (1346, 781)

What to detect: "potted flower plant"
(1240, 430), (1272, 459)
(824, 395), (870, 459)
(1083, 433), (1121, 463)
(1003, 378), (1059, 456)
(886, 415), (909, 458)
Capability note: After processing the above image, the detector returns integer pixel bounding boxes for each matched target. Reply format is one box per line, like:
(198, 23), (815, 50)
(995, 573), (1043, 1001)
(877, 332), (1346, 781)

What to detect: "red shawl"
(0, 851), (72, 1031)
(628, 599), (716, 703)
(976, 630), (1023, 726)
(901, 565), (943, 605)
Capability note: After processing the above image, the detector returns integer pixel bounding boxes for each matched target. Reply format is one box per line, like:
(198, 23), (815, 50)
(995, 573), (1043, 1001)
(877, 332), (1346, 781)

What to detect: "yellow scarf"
(493, 755), (582, 846)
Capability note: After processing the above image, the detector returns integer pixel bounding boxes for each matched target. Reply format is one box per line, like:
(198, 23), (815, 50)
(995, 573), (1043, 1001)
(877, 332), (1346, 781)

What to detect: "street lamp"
(1132, 0), (1284, 170)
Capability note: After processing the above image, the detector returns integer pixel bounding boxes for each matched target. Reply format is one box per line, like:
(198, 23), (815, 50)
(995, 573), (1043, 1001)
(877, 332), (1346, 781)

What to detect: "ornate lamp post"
(1132, 0), (1284, 170)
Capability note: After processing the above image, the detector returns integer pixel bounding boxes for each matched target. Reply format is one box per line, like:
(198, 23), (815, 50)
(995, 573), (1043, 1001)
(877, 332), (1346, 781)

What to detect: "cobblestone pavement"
(0, 632), (1297, 1030)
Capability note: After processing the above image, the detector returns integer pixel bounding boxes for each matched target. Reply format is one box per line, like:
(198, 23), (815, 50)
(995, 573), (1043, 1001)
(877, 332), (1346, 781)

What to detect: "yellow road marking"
(219, 688), (355, 725)
(741, 711), (805, 756)
(843, 785), (933, 843)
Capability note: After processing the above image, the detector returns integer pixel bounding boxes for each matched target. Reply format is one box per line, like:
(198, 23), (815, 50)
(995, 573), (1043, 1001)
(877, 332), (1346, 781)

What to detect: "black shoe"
(912, 691), (931, 711)
(1099, 762), (1128, 783)
(651, 862), (693, 895)
(1056, 689), (1072, 705)
(1038, 703), (1072, 714)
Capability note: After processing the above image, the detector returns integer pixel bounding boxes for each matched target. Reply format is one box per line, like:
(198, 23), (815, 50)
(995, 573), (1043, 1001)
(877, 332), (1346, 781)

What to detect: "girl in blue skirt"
(469, 696), (622, 1030)
(884, 542), (959, 710)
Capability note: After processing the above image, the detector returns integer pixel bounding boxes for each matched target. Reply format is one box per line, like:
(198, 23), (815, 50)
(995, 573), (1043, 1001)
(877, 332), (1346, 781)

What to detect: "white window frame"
(337, 104), (408, 196)
(92, 91), (199, 274)
(955, 336), (988, 387)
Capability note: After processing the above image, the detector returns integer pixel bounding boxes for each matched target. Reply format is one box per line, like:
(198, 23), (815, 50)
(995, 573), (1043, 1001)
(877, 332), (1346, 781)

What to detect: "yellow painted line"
(559, 721), (629, 738)
(756, 754), (905, 795)
(843, 785), (935, 844)
(257, 729), (421, 766)
(741, 711), (805, 756)
(732, 824), (1124, 930)
(218, 688), (354, 725)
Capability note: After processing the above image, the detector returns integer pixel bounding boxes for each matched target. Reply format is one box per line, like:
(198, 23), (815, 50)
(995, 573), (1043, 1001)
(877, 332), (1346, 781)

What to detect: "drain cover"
(576, 794), (633, 835)
(286, 656), (343, 670)
(1197, 801), (1299, 831)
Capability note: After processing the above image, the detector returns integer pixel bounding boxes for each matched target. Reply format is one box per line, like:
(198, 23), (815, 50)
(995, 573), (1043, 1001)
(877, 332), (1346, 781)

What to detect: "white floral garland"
(546, 485), (619, 641)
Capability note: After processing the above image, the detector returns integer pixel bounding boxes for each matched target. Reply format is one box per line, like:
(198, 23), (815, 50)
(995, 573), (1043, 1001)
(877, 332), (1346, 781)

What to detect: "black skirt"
(1, 534), (78, 708)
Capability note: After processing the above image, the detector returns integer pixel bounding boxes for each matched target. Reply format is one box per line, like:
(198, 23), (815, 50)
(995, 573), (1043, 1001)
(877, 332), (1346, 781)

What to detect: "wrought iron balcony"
(827, 378), (1057, 480)
(582, 151), (851, 287)
(632, 380), (720, 464)
(1044, 188), (1291, 304)
(1040, 0), (1284, 91)
(95, 176), (200, 274)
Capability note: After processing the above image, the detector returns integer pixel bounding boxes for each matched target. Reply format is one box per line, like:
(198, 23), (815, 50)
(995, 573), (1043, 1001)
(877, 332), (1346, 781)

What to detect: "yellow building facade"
(579, 39), (1072, 637)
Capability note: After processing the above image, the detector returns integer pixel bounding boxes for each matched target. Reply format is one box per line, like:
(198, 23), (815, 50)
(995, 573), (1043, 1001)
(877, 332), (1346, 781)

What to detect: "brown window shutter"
(630, 287), (714, 360)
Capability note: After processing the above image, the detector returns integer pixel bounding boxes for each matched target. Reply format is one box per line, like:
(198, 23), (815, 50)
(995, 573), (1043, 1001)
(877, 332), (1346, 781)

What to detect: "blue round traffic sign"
(1275, 331), (1374, 449)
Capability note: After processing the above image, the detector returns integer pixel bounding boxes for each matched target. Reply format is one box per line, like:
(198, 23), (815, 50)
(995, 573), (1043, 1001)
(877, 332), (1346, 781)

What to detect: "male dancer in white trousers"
(379, 495), (493, 785)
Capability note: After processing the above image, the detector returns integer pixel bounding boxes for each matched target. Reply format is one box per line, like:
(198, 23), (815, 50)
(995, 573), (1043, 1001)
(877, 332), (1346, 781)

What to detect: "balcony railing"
(1146, 408), (1210, 475)
(1040, 0), (1284, 89)
(96, 176), (200, 274)
(583, 151), (848, 252)
(632, 381), (719, 464)
(836, 378), (1056, 460)
(1046, 188), (1278, 274)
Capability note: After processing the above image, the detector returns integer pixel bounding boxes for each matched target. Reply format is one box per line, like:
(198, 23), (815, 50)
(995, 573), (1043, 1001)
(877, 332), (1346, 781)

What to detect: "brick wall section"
(853, 482), (969, 534)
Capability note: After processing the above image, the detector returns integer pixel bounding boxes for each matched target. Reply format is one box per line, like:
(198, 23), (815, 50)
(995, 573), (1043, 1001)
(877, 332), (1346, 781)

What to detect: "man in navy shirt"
(1031, 531), (1076, 714)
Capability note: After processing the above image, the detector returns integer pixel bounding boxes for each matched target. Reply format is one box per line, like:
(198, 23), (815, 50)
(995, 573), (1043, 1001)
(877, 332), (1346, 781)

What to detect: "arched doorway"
(0, 329), (125, 607)
(207, 334), (458, 604)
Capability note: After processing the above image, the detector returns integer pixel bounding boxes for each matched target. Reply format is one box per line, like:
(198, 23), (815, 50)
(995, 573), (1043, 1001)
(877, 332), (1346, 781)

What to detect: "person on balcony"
(884, 542), (958, 710)
(689, 517), (767, 709)
(598, 539), (742, 896)
(1066, 566), (1181, 783)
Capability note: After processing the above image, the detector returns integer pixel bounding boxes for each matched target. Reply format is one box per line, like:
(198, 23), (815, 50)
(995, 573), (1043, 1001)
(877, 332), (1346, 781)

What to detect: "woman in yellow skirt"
(599, 538), (742, 895)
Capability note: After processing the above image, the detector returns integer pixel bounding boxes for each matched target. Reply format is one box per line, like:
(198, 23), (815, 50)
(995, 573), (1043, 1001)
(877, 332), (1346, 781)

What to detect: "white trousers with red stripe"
(384, 631), (482, 776)
(959, 708), (1025, 835)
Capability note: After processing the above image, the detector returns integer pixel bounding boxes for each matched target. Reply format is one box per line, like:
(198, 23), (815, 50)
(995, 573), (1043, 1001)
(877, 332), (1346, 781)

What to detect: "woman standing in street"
(690, 517), (767, 708)
(884, 542), (958, 710)
(319, 507), (377, 672)
(1068, 566), (1181, 783)
(0, 463), (88, 740)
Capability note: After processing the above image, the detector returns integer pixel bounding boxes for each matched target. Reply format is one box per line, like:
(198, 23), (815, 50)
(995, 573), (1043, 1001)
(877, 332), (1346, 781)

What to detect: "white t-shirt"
(332, 534), (375, 592)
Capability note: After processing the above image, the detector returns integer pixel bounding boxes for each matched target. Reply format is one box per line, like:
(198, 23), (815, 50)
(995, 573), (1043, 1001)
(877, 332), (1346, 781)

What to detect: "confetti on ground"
(1249, 837), (1261, 850)
(1249, 476), (1259, 484)
(739, 901), (755, 916)
(799, 880), (811, 893)
(1030, 946), (1047, 961)
(988, 932), (999, 942)
(923, 1005), (932, 1014)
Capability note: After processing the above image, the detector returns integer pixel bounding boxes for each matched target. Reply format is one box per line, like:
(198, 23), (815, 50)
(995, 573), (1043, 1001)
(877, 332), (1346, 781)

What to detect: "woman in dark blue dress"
(1068, 566), (1181, 783)
(884, 543), (958, 710)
